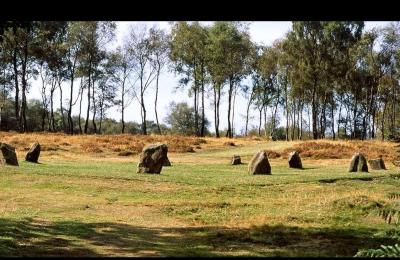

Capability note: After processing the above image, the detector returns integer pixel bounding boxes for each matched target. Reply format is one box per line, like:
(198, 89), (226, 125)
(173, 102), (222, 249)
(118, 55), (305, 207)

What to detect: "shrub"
(355, 244), (400, 257)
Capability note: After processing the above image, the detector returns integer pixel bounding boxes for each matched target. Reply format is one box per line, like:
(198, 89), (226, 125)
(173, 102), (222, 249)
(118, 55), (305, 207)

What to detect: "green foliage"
(165, 102), (209, 136)
(355, 244), (400, 257)
(1, 21), (400, 139)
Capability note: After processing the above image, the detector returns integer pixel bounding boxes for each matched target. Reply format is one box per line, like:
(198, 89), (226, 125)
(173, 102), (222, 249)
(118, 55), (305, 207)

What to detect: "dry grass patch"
(265, 150), (281, 159)
(283, 140), (396, 160)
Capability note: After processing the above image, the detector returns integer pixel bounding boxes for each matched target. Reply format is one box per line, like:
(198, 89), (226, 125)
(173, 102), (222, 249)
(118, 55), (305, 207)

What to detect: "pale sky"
(28, 21), (391, 135)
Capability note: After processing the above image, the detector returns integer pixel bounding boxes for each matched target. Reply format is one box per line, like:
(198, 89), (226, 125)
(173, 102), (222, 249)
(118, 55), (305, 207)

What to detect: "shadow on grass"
(301, 167), (318, 170)
(318, 176), (375, 183)
(0, 218), (396, 257)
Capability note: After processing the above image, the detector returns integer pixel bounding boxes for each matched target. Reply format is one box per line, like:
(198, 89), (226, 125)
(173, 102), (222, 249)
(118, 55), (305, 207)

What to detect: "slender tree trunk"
(68, 57), (76, 135)
(20, 38), (28, 133)
(154, 66), (161, 135)
(40, 66), (47, 132)
(12, 48), (20, 131)
(320, 93), (328, 139)
(200, 64), (205, 137)
(381, 101), (387, 141)
(231, 85), (237, 137)
(311, 82), (318, 140)
(308, 105), (311, 139)
(50, 85), (55, 132)
(200, 82), (205, 136)
(192, 65), (199, 136)
(58, 79), (66, 133)
(271, 97), (279, 138)
(331, 101), (335, 140)
(226, 77), (233, 138)
(194, 86), (198, 136)
(297, 98), (301, 139)
(371, 107), (376, 139)
(92, 79), (97, 134)
(346, 105), (351, 138)
(299, 102), (303, 140)
(84, 58), (92, 134)
(245, 89), (254, 136)
(140, 71), (147, 135)
(292, 100), (296, 140)
(213, 83), (220, 138)
(78, 84), (84, 134)
(99, 104), (103, 134)
(215, 86), (221, 138)
(121, 77), (126, 134)
(352, 97), (357, 139)
(264, 106), (267, 137)
(258, 108), (262, 136)
(337, 95), (342, 139)
(285, 79), (289, 141)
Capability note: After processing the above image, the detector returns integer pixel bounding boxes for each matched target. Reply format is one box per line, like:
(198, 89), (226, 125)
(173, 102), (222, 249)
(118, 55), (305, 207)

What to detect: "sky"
(28, 21), (391, 135)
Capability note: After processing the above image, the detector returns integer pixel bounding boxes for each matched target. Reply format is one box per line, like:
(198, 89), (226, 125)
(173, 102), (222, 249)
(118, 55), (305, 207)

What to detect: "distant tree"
(165, 101), (209, 136)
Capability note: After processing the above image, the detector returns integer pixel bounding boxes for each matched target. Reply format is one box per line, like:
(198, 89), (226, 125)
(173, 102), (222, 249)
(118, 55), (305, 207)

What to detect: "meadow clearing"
(0, 132), (400, 256)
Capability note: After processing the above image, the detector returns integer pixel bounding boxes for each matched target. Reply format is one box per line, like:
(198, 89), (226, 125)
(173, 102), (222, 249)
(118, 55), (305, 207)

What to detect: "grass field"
(1, 133), (400, 256)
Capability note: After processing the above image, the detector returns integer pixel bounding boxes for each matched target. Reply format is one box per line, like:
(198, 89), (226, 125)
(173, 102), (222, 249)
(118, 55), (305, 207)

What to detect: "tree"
(64, 22), (84, 134)
(169, 22), (209, 137)
(77, 21), (115, 134)
(95, 62), (117, 134)
(207, 22), (252, 138)
(149, 26), (169, 135)
(106, 47), (135, 133)
(165, 101), (209, 136)
(1, 21), (42, 132)
(125, 24), (156, 135)
(284, 21), (364, 140)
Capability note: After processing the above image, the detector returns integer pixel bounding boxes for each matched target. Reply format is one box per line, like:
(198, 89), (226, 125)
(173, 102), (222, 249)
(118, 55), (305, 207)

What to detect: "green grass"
(0, 146), (400, 256)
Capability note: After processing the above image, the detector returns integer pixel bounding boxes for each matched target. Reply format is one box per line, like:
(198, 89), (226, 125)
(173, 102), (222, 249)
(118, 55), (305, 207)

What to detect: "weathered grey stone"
(368, 156), (386, 170)
(0, 143), (19, 166)
(25, 142), (41, 163)
(349, 153), (368, 172)
(248, 150), (271, 175)
(288, 151), (302, 169)
(163, 156), (172, 166)
(231, 155), (241, 165)
(137, 143), (168, 174)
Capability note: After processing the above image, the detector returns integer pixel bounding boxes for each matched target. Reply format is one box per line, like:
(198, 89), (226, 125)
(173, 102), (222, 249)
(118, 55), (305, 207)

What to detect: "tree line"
(0, 21), (399, 140)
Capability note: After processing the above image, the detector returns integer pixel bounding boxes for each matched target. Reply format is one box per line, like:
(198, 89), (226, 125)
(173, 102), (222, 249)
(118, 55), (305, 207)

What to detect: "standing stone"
(349, 153), (368, 172)
(25, 142), (41, 163)
(231, 155), (241, 165)
(163, 156), (172, 167)
(137, 143), (168, 174)
(288, 151), (302, 169)
(248, 150), (271, 175)
(368, 156), (386, 170)
(0, 143), (19, 166)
